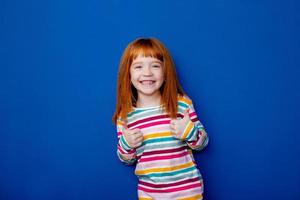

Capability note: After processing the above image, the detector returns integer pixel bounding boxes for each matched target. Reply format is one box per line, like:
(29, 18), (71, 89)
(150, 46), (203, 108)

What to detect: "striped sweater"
(117, 96), (209, 200)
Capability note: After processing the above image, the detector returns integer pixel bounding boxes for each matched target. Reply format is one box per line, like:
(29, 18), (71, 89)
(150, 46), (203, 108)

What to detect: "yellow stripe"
(117, 121), (123, 126)
(178, 96), (192, 105)
(135, 161), (194, 175)
(143, 131), (172, 140)
(181, 121), (193, 139)
(139, 198), (153, 200)
(177, 194), (203, 200)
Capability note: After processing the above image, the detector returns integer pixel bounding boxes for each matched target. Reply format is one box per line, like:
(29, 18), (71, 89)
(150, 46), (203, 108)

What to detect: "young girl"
(113, 38), (209, 200)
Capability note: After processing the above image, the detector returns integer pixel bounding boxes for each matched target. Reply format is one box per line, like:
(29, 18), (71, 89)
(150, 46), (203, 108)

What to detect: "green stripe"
(128, 109), (164, 121)
(186, 125), (197, 141)
(127, 109), (145, 117)
(142, 140), (186, 153)
(196, 136), (209, 150)
(136, 147), (144, 155)
(143, 137), (176, 144)
(120, 135), (132, 150)
(139, 166), (197, 178)
(139, 170), (202, 183)
(178, 102), (189, 109)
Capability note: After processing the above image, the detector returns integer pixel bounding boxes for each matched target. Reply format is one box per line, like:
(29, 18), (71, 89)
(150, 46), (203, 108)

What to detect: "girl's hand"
(170, 109), (191, 139)
(122, 124), (143, 149)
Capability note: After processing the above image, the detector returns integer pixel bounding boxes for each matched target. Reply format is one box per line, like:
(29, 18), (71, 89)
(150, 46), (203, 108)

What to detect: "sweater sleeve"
(181, 101), (209, 151)
(116, 119), (137, 165)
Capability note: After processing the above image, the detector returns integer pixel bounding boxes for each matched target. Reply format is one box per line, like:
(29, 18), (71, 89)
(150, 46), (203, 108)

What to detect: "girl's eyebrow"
(132, 60), (162, 65)
(152, 61), (162, 64)
(132, 61), (143, 65)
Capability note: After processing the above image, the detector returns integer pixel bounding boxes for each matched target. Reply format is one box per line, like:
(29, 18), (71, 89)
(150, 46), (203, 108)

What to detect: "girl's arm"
(116, 120), (137, 165)
(177, 98), (209, 151)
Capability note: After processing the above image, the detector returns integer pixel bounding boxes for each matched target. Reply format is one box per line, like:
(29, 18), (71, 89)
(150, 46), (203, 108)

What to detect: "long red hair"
(112, 38), (185, 123)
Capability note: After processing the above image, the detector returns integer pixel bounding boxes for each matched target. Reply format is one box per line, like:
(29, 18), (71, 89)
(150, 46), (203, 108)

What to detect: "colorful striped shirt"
(117, 96), (209, 200)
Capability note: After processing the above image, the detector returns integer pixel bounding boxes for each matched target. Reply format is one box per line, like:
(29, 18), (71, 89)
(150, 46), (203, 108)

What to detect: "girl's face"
(130, 55), (164, 98)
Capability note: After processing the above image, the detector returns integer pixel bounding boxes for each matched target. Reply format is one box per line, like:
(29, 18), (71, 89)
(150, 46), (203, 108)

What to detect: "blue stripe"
(138, 166), (197, 177)
(127, 109), (145, 117)
(186, 125), (197, 141)
(144, 137), (176, 144)
(178, 102), (189, 109)
(120, 136), (132, 150)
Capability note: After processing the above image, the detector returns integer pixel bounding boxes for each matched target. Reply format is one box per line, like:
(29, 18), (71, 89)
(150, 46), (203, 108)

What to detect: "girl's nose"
(142, 66), (153, 76)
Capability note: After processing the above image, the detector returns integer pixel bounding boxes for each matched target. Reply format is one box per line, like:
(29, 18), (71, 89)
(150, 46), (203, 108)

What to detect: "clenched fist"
(122, 124), (143, 149)
(170, 109), (191, 139)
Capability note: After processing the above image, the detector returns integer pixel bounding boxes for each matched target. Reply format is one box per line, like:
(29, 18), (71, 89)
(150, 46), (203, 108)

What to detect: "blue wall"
(1, 0), (299, 199)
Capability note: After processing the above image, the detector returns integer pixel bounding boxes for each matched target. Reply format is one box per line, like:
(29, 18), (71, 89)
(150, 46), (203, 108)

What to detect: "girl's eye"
(134, 65), (142, 69)
(152, 65), (161, 68)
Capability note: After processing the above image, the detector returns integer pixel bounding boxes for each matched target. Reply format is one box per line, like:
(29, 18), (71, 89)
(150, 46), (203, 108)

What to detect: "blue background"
(1, 0), (299, 199)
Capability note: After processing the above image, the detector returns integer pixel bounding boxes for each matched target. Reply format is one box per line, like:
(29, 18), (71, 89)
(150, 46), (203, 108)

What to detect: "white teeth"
(141, 81), (155, 85)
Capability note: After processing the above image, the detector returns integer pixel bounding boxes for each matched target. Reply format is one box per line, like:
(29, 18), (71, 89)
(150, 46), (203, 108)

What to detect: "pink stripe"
(138, 182), (202, 193)
(142, 146), (186, 156)
(127, 114), (170, 128)
(177, 113), (198, 122)
(139, 151), (188, 162)
(139, 177), (200, 188)
(189, 140), (198, 146)
(191, 118), (199, 123)
(136, 120), (170, 129)
(127, 113), (187, 128)
(117, 132), (122, 137)
(118, 146), (135, 154)
(190, 112), (196, 117)
(177, 113), (183, 118)
(118, 146), (126, 154)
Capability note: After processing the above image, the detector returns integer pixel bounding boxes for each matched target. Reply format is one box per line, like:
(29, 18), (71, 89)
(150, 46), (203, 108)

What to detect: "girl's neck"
(136, 93), (161, 108)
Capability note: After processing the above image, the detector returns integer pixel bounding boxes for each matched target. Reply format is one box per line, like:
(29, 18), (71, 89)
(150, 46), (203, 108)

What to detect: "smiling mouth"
(140, 80), (155, 85)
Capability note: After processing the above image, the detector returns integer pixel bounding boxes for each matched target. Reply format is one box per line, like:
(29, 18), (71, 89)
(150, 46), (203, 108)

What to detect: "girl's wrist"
(120, 135), (134, 151)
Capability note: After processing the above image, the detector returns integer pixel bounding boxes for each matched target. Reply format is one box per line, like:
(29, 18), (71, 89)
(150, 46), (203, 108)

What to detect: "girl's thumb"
(184, 109), (190, 118)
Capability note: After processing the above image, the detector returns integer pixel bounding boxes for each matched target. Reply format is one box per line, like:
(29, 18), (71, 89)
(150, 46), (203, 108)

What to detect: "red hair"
(112, 38), (185, 123)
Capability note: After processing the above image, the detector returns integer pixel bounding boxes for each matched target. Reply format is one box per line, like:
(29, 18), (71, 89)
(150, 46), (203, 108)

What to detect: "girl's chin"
(137, 90), (160, 97)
